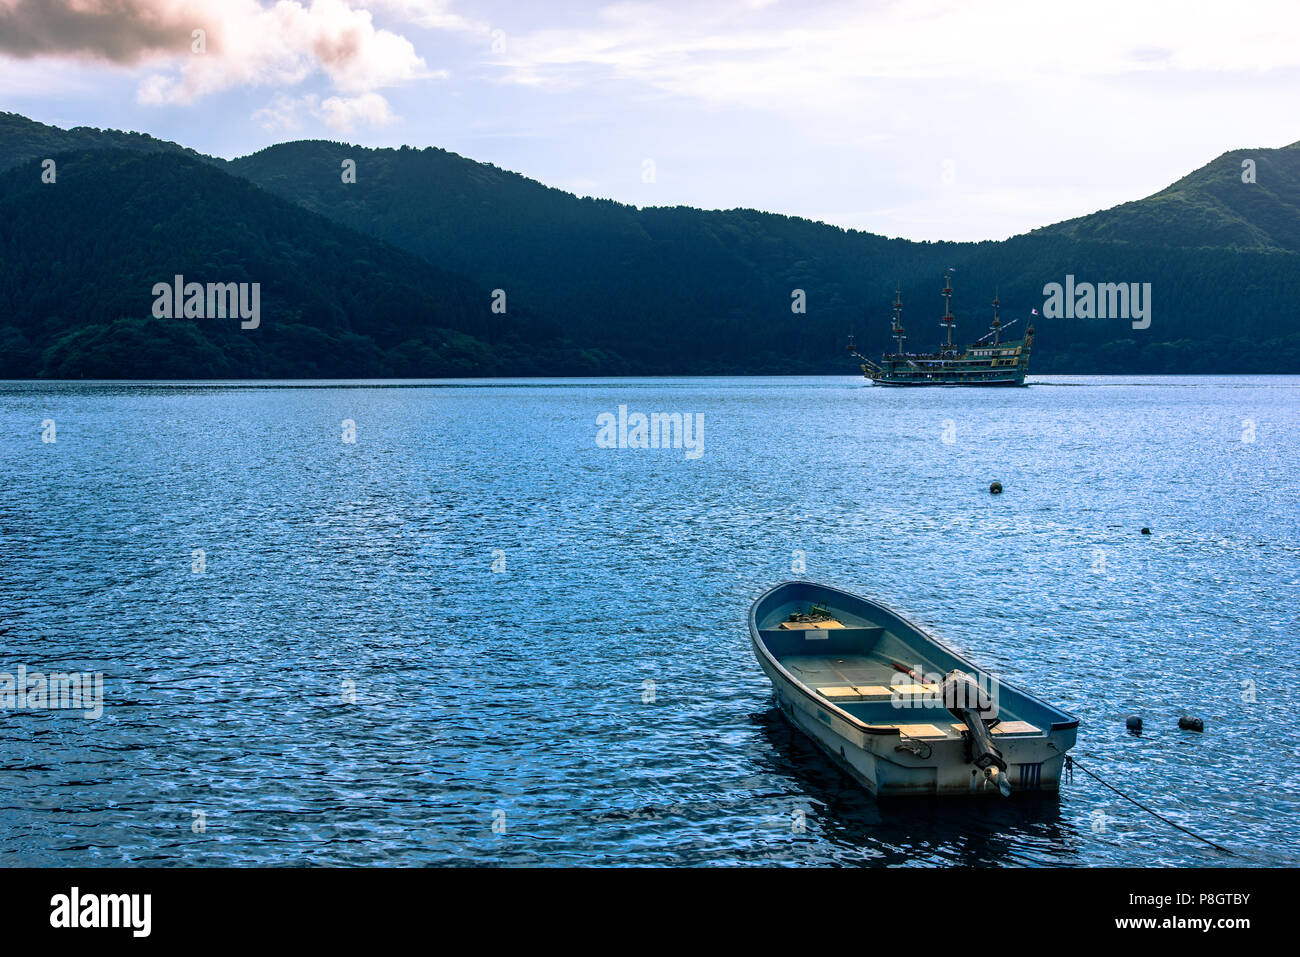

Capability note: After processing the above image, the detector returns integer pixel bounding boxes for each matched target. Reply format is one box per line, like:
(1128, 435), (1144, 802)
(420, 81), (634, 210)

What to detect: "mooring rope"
(1052, 746), (1233, 855)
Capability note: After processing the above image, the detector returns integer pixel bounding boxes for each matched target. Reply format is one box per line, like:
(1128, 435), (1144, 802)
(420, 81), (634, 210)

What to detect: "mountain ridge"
(0, 147), (613, 378)
(1037, 142), (1300, 252)
(1, 112), (1298, 376)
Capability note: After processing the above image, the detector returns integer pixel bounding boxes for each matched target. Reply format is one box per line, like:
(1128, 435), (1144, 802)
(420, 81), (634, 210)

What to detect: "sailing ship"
(848, 275), (1034, 386)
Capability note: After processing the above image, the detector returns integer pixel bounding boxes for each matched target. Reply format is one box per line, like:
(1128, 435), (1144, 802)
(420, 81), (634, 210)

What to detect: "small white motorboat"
(750, 581), (1078, 797)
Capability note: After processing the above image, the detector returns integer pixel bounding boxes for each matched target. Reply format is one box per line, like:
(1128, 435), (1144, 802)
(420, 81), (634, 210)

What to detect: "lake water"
(1, 375), (1297, 867)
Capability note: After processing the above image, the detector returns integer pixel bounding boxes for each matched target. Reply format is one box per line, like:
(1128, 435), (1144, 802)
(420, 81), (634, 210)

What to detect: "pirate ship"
(848, 275), (1033, 386)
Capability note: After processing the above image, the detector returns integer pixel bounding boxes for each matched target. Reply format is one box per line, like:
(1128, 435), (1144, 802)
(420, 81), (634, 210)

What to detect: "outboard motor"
(940, 670), (1010, 796)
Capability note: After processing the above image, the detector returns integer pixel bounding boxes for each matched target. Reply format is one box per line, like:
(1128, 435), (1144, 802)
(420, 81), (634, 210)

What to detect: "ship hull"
(869, 375), (1025, 387)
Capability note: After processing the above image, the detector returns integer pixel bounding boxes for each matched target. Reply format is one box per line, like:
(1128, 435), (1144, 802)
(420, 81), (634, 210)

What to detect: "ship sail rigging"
(891, 284), (906, 354)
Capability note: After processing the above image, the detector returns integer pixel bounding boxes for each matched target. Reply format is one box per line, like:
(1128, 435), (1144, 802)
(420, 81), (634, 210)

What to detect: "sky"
(1, 0), (1297, 242)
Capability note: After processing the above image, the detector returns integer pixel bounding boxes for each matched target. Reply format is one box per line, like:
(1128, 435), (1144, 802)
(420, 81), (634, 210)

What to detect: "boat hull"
(868, 376), (1025, 387)
(750, 581), (1077, 798)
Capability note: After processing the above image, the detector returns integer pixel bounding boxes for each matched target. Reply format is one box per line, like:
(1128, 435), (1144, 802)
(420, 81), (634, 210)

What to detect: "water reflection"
(752, 705), (1078, 866)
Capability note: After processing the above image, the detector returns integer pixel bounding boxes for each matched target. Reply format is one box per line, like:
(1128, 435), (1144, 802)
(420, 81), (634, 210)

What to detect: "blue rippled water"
(1, 375), (1297, 866)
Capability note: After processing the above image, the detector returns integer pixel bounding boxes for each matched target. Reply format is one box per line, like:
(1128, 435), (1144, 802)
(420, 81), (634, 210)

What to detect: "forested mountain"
(230, 141), (959, 373)
(0, 149), (605, 378)
(230, 139), (1300, 374)
(1038, 143), (1300, 253)
(0, 111), (209, 172)
(1, 111), (1297, 377)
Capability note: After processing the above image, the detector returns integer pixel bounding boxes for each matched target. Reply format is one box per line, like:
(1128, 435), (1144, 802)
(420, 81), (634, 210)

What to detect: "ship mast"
(891, 283), (906, 354)
(941, 272), (955, 351)
(991, 288), (1002, 345)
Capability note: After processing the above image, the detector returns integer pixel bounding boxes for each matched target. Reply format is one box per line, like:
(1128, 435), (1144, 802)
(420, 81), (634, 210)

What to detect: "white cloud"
(252, 92), (309, 132)
(252, 89), (400, 133)
(318, 91), (398, 131)
(0, 0), (446, 107)
(136, 0), (433, 105)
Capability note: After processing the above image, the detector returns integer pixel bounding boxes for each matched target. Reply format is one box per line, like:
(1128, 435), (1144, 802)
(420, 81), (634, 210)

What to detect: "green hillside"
(1038, 143), (1300, 252)
(0, 111), (210, 172)
(0, 149), (608, 378)
(231, 140), (960, 373)
(1, 112), (1298, 377)
(229, 139), (1300, 373)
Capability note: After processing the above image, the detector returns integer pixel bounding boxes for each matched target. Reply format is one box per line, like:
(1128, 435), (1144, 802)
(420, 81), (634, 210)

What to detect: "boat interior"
(752, 582), (1068, 741)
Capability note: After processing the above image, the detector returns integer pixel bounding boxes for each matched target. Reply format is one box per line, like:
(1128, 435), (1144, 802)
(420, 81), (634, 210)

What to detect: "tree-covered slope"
(1, 112), (1298, 376)
(230, 139), (1300, 373)
(231, 140), (964, 373)
(1037, 142), (1300, 252)
(0, 149), (608, 378)
(0, 111), (209, 173)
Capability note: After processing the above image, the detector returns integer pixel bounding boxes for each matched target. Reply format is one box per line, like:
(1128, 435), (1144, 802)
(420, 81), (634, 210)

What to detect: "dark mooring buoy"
(1141, 527), (1151, 535)
(989, 481), (1003, 495)
(1126, 716), (1143, 733)
(1178, 716), (1205, 732)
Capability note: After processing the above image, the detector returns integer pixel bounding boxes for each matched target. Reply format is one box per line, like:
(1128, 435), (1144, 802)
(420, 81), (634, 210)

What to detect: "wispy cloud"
(488, 0), (1300, 106)
(358, 0), (488, 34)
